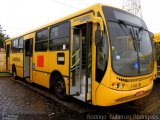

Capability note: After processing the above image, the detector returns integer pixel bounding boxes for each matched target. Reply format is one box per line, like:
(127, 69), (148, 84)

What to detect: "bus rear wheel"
(12, 66), (17, 80)
(53, 76), (66, 100)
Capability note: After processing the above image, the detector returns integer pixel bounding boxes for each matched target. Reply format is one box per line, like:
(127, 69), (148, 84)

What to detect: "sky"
(0, 0), (159, 37)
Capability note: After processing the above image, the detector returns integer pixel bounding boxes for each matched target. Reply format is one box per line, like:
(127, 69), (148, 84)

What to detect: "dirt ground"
(0, 78), (82, 120)
(1, 77), (160, 120)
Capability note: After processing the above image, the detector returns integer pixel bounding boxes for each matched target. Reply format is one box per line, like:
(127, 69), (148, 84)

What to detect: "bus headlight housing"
(112, 83), (125, 89)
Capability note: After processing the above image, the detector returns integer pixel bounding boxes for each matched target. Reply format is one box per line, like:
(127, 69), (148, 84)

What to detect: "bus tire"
(53, 75), (67, 100)
(12, 66), (17, 80)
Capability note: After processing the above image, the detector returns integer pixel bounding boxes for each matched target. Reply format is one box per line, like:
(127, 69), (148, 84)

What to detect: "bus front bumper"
(95, 81), (153, 106)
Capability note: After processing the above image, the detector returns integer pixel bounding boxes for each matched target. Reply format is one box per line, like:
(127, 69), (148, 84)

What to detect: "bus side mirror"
(95, 30), (102, 45)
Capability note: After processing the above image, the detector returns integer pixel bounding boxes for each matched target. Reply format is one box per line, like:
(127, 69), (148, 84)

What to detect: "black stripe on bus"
(34, 69), (69, 78)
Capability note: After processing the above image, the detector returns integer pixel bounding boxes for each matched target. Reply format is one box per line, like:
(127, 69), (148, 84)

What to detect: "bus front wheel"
(53, 76), (66, 100)
(12, 66), (17, 80)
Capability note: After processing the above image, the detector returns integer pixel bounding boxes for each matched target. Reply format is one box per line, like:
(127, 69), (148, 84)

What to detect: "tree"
(0, 25), (9, 48)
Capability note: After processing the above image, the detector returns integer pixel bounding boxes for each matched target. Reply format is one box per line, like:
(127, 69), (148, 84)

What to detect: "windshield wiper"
(117, 20), (143, 74)
(118, 20), (129, 36)
(118, 20), (137, 51)
(135, 26), (144, 52)
(129, 28), (138, 51)
(137, 26), (143, 41)
(118, 20), (135, 39)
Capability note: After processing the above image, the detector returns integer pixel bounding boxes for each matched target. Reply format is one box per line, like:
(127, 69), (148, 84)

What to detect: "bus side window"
(49, 22), (70, 51)
(35, 29), (48, 52)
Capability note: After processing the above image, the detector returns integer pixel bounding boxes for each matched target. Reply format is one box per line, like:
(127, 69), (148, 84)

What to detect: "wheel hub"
(56, 81), (64, 93)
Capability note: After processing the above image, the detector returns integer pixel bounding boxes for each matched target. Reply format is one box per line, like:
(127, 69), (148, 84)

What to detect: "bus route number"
(131, 83), (141, 89)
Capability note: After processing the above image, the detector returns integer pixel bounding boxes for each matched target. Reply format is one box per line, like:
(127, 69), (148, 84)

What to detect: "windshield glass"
(108, 21), (154, 76)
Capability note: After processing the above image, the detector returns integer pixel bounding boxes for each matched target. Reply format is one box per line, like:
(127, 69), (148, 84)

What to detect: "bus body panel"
(10, 53), (23, 77)
(33, 52), (49, 72)
(48, 51), (69, 76)
(33, 70), (50, 88)
(95, 81), (153, 106)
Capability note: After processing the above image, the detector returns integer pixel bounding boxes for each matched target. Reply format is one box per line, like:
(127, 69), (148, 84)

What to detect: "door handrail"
(72, 48), (80, 58)
(70, 65), (80, 72)
(71, 58), (80, 68)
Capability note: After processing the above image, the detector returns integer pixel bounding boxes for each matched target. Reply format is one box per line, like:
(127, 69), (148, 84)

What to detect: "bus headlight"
(115, 83), (119, 88)
(112, 83), (125, 89)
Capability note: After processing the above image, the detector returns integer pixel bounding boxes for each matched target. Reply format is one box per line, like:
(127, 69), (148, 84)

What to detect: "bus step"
(73, 94), (85, 102)
(70, 92), (80, 96)
(25, 78), (32, 83)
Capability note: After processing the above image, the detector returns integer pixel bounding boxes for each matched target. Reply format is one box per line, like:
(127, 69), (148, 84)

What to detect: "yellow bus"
(154, 33), (160, 78)
(5, 4), (155, 106)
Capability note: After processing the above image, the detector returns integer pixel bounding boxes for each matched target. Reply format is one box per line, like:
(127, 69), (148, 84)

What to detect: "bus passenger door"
(24, 39), (33, 81)
(70, 22), (92, 102)
(6, 44), (10, 71)
(70, 27), (81, 96)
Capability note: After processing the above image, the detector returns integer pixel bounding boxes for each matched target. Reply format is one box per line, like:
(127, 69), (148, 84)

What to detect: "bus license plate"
(135, 91), (144, 97)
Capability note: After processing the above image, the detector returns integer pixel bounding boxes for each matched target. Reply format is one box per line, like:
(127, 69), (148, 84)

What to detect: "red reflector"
(37, 55), (44, 67)
(135, 91), (144, 97)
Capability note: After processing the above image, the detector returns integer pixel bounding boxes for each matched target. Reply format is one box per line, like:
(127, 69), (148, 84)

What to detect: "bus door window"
(25, 39), (32, 57)
(72, 28), (81, 86)
(6, 44), (10, 71)
(96, 25), (108, 83)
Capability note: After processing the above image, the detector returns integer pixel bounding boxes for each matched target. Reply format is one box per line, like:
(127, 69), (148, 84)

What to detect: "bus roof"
(5, 3), (137, 41)
(154, 33), (160, 43)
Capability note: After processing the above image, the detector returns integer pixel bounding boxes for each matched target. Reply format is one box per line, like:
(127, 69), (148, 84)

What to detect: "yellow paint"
(10, 53), (23, 68)
(71, 13), (93, 26)
(64, 77), (69, 95)
(154, 33), (160, 43)
(33, 70), (50, 88)
(48, 51), (69, 76)
(16, 67), (23, 78)
(0, 49), (6, 72)
(96, 81), (153, 106)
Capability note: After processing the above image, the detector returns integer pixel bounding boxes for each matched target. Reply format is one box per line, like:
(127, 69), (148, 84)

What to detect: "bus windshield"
(102, 6), (154, 76)
(108, 21), (154, 76)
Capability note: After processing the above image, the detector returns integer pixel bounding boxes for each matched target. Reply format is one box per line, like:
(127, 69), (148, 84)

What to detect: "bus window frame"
(35, 28), (49, 52)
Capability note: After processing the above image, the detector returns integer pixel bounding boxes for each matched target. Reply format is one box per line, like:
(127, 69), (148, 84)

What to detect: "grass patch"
(0, 72), (12, 77)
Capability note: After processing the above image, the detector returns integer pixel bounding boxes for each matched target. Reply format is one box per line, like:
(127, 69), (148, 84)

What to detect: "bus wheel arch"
(50, 70), (67, 99)
(12, 64), (17, 79)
